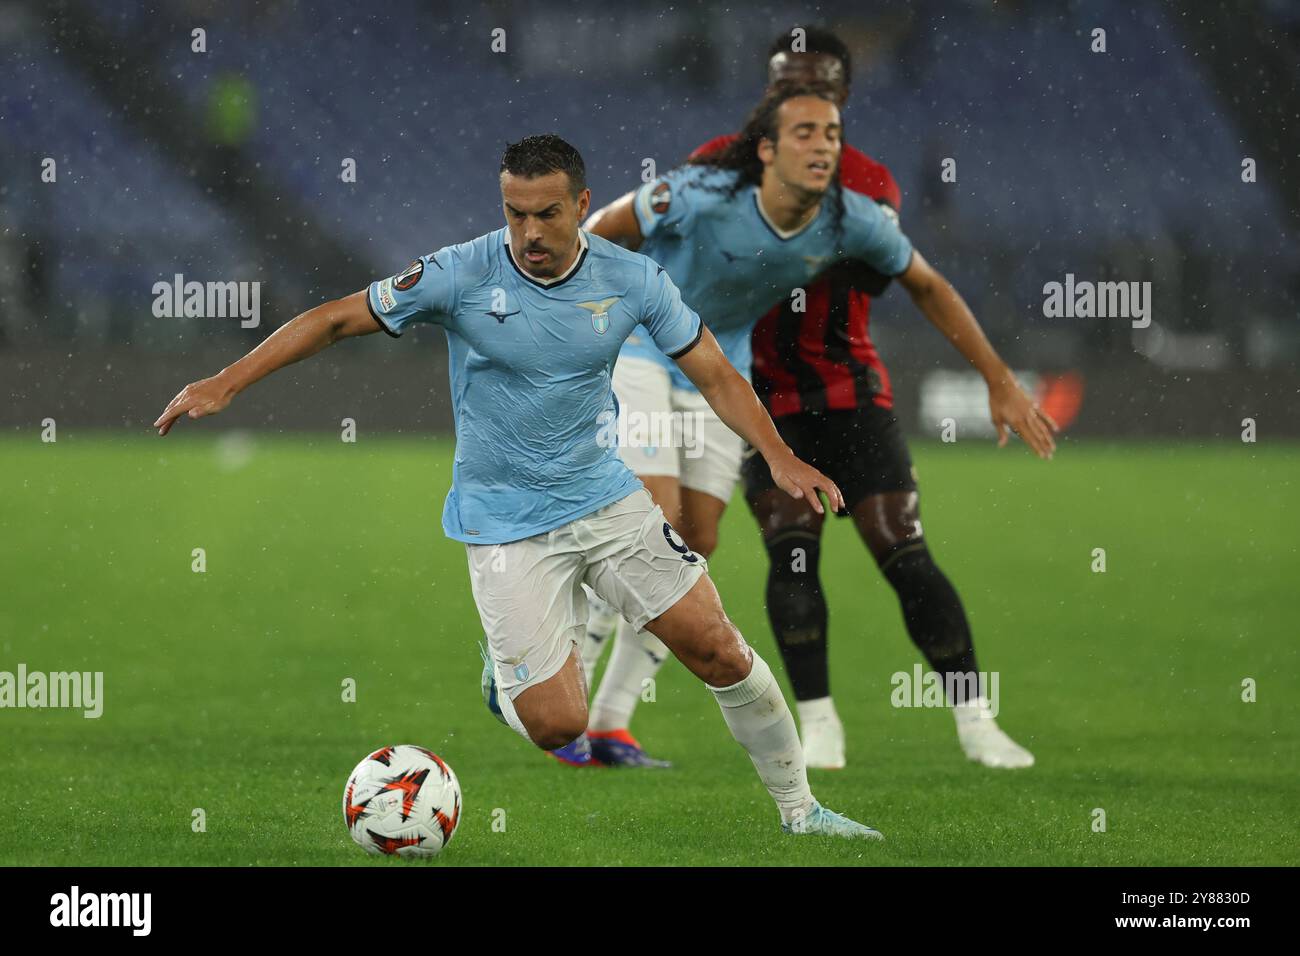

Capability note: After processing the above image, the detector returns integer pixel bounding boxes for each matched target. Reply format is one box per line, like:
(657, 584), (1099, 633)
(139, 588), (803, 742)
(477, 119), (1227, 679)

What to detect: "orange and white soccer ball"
(343, 745), (462, 858)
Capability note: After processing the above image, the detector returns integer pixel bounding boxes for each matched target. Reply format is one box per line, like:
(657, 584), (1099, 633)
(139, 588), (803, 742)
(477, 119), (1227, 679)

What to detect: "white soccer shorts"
(611, 356), (745, 504)
(466, 488), (707, 699)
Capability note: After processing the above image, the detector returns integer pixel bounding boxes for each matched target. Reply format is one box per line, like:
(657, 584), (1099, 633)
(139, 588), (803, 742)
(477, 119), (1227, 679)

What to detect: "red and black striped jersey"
(688, 135), (903, 415)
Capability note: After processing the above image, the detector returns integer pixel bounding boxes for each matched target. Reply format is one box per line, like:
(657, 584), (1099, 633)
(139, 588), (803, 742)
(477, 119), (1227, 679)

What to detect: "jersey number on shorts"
(662, 523), (700, 564)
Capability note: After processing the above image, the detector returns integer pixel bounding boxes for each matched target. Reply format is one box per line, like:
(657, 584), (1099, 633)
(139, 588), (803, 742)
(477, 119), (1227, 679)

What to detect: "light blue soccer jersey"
(367, 229), (703, 544)
(623, 164), (914, 391)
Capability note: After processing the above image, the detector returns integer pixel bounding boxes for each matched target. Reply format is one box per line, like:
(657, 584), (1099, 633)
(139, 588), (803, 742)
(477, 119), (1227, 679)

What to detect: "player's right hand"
(768, 449), (845, 516)
(153, 375), (235, 436)
(989, 379), (1058, 460)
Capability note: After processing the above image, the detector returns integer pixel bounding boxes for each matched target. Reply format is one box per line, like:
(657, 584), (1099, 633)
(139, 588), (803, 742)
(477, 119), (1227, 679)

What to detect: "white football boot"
(953, 696), (1035, 768)
(782, 801), (883, 840)
(797, 697), (846, 769)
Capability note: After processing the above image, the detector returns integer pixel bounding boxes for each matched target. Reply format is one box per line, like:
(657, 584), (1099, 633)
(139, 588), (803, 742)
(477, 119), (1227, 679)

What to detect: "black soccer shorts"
(741, 404), (918, 514)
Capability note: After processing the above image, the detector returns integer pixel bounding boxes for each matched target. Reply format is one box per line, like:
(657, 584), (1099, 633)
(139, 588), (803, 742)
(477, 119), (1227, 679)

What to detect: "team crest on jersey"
(650, 181), (671, 214)
(576, 296), (621, 334)
(394, 259), (424, 291)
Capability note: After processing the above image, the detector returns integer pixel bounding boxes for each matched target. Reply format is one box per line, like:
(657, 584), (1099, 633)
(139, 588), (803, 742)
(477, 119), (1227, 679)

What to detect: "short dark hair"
(499, 134), (587, 196)
(766, 27), (852, 88)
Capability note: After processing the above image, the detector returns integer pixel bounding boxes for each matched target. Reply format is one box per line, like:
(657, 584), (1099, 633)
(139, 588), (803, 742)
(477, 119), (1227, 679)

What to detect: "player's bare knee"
(857, 491), (923, 563)
(696, 615), (750, 687)
(530, 725), (581, 752)
(528, 710), (588, 751)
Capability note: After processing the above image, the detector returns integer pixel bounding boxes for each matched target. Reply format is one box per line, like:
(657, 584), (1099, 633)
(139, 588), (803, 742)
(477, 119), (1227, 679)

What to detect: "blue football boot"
(587, 729), (672, 768)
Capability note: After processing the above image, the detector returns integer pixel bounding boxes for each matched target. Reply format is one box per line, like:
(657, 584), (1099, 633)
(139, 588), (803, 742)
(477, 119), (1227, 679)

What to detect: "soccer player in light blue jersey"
(153, 134), (885, 840)
(579, 84), (1055, 769)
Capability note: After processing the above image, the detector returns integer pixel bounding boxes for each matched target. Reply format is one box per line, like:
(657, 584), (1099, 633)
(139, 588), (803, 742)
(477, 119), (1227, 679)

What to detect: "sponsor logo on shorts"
(662, 522), (699, 563)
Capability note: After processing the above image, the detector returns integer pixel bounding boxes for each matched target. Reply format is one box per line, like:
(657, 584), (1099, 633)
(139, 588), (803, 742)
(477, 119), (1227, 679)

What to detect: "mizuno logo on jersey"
(576, 296), (621, 334)
(486, 310), (520, 323)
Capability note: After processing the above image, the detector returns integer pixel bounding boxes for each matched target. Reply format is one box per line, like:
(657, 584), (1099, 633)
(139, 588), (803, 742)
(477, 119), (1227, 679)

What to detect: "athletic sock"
(708, 651), (815, 824)
(580, 586), (620, 688)
(764, 529), (830, 700)
(878, 537), (981, 705)
(589, 618), (668, 731)
(953, 695), (996, 726)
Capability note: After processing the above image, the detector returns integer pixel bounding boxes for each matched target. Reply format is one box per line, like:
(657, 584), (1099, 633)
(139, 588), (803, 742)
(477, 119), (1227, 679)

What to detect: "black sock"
(878, 538), (981, 704)
(764, 529), (830, 700)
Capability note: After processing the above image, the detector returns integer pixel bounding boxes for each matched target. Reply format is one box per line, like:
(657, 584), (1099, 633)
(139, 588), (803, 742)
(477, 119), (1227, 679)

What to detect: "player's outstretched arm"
(896, 250), (1059, 459)
(583, 190), (644, 250)
(153, 290), (380, 436)
(675, 327), (844, 515)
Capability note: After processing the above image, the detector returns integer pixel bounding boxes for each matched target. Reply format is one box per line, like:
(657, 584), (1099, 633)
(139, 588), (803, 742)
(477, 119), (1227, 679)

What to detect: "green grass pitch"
(1, 434), (1295, 866)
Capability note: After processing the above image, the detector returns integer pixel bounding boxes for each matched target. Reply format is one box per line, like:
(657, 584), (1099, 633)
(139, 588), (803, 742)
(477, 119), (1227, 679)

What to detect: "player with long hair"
(579, 32), (1054, 770)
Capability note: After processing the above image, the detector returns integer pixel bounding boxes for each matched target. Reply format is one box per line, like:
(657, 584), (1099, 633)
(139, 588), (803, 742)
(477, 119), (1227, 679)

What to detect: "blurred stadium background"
(2, 0), (1297, 437)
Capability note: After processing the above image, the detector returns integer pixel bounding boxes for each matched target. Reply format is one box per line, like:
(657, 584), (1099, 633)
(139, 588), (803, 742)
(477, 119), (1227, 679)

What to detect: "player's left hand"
(767, 450), (845, 516)
(989, 380), (1059, 459)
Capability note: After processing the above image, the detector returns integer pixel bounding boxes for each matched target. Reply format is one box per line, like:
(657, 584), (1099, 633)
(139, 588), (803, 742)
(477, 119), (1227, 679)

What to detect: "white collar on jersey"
(504, 229), (589, 286)
(752, 186), (820, 240)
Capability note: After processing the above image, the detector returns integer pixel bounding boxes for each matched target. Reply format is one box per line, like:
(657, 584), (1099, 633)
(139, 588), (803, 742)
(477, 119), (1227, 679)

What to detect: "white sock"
(953, 695), (995, 727)
(709, 651), (815, 825)
(589, 618), (668, 731)
(795, 695), (838, 726)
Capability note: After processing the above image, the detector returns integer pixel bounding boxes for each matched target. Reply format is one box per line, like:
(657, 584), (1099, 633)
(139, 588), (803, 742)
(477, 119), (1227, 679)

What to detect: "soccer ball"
(343, 745), (462, 858)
